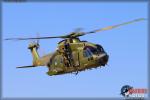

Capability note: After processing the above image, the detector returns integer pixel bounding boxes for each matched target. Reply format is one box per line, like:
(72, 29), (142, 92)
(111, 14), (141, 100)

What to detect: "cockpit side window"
(89, 47), (98, 54)
(83, 48), (92, 57)
(84, 46), (99, 55)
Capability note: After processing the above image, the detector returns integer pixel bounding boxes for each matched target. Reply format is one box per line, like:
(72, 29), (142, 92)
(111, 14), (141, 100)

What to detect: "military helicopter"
(5, 18), (145, 76)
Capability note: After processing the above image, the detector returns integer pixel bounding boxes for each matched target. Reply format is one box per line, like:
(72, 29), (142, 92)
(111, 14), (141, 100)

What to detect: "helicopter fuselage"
(45, 38), (109, 76)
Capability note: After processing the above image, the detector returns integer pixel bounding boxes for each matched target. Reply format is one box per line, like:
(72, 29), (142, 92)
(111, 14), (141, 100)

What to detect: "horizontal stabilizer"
(17, 65), (36, 68)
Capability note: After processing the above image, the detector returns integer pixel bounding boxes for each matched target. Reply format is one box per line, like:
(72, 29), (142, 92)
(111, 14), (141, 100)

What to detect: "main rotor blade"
(5, 35), (68, 40)
(5, 18), (146, 40)
(17, 65), (36, 68)
(83, 18), (146, 35)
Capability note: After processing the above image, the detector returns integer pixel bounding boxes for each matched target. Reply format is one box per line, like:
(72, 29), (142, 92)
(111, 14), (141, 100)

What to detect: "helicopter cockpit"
(83, 44), (108, 66)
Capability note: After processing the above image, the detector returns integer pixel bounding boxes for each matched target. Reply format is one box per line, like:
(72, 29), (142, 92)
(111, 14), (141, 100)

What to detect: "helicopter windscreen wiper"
(5, 18), (146, 41)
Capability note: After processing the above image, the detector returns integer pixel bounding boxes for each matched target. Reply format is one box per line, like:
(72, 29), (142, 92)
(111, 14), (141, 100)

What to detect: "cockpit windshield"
(96, 44), (104, 52)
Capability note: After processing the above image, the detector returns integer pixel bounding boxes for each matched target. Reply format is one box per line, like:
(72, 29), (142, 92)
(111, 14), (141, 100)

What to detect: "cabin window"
(60, 56), (63, 63)
(52, 57), (58, 66)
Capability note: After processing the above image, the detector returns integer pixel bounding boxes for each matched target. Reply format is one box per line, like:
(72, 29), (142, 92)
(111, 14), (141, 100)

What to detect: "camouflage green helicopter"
(6, 18), (145, 76)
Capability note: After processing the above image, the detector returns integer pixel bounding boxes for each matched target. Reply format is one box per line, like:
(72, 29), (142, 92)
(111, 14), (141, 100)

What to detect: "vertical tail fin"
(28, 42), (40, 66)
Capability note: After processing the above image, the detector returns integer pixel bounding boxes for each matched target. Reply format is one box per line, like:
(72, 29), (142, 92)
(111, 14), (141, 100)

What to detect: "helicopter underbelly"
(47, 62), (102, 76)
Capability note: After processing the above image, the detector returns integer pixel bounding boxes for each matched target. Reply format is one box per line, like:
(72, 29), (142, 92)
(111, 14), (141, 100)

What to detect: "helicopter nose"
(98, 53), (109, 66)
